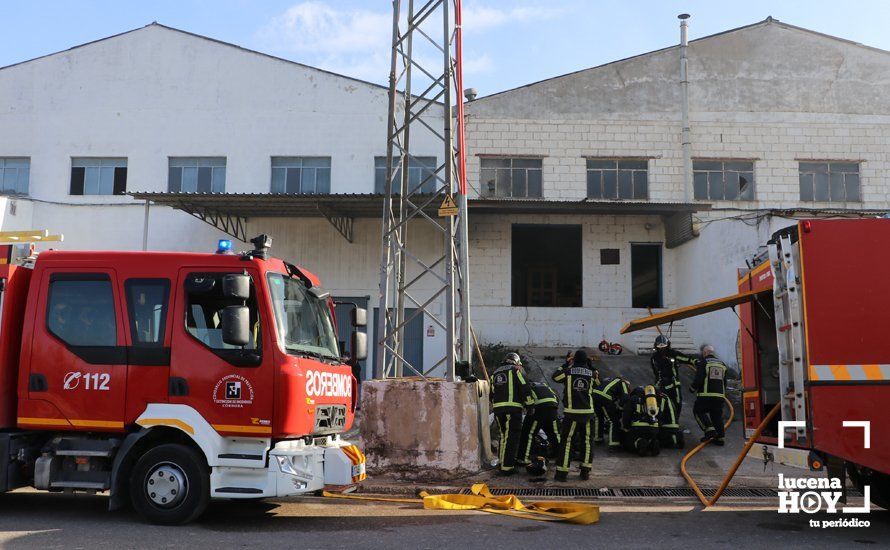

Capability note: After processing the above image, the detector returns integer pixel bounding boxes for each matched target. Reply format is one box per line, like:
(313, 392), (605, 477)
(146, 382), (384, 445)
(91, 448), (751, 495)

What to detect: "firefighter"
(621, 385), (661, 456)
(593, 376), (630, 450)
(551, 349), (596, 481)
(490, 352), (532, 475)
(656, 388), (684, 449)
(518, 380), (561, 468)
(691, 344), (728, 446)
(651, 335), (695, 415)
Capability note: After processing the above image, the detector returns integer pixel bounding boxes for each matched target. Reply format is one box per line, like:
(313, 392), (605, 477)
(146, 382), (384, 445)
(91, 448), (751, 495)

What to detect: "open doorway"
(631, 244), (662, 308)
(511, 225), (582, 307)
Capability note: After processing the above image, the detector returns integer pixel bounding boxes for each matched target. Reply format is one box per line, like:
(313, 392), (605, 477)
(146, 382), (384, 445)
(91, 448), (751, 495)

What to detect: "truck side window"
(125, 279), (170, 346)
(47, 276), (117, 347)
(184, 273), (261, 351)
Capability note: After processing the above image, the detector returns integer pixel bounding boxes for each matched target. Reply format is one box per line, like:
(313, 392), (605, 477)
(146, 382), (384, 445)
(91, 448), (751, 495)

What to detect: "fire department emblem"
(213, 374), (254, 408)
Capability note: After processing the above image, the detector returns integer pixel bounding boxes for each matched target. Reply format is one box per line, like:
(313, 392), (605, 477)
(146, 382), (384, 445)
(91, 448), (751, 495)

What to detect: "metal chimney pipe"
(679, 14), (693, 203)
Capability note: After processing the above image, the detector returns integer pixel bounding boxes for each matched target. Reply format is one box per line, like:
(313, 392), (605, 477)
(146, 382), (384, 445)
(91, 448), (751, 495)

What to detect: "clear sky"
(2, 1), (889, 96)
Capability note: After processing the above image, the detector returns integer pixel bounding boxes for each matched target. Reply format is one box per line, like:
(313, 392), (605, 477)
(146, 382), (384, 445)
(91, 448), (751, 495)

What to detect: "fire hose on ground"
(680, 400), (781, 508)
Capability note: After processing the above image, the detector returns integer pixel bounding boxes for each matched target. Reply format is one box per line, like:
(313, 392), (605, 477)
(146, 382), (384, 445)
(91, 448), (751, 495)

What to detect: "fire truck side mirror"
(351, 307), (367, 328)
(351, 331), (368, 362)
(221, 305), (250, 347)
(222, 274), (251, 300)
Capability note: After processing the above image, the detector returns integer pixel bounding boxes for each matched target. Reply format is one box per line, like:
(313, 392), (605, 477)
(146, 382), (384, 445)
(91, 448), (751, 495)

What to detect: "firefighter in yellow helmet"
(490, 352), (533, 475)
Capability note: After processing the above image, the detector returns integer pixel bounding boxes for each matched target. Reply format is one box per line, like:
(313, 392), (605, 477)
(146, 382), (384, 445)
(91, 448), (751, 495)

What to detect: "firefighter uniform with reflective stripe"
(692, 355), (728, 443)
(518, 381), (561, 465)
(593, 377), (630, 449)
(656, 390), (684, 449)
(651, 348), (694, 415)
(491, 364), (532, 473)
(621, 386), (661, 456)
(552, 359), (596, 478)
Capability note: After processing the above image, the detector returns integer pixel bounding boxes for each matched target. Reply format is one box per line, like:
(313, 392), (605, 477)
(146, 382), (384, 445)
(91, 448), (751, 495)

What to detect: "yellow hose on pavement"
(681, 402), (780, 507)
(324, 483), (599, 525)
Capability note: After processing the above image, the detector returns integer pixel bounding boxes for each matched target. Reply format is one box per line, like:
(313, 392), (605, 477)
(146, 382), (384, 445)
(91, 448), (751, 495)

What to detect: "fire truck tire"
(847, 463), (890, 510)
(130, 443), (210, 525)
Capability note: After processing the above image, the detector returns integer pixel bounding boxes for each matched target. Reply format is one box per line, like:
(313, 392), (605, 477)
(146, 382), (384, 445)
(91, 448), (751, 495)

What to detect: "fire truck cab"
(0, 236), (367, 524)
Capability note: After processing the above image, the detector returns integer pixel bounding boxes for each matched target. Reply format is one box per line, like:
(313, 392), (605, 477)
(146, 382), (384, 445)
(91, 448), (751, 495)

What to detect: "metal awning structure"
(620, 288), (770, 334)
(128, 192), (708, 244)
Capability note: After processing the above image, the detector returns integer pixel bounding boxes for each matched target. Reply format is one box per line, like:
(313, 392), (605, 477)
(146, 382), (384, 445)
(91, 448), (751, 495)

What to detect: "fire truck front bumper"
(209, 437), (367, 499)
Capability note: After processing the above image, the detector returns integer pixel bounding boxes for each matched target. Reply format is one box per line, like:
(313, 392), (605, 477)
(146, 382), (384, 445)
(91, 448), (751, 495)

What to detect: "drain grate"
(456, 486), (865, 499)
(461, 487), (615, 498)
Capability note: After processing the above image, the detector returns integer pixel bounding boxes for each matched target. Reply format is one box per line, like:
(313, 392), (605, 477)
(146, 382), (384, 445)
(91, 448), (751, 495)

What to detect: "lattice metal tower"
(376, 0), (470, 380)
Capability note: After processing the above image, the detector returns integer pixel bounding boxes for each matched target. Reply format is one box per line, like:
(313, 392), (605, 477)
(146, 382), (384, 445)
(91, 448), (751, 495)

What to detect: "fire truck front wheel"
(130, 443), (210, 525)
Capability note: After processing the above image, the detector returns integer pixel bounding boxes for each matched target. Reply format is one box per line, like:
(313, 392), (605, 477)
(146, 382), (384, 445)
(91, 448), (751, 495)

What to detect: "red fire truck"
(0, 235), (367, 524)
(623, 218), (890, 507)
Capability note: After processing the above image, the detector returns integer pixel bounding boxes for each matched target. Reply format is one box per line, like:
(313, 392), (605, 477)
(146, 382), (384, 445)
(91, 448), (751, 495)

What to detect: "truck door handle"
(29, 374), (48, 392)
(168, 377), (189, 397)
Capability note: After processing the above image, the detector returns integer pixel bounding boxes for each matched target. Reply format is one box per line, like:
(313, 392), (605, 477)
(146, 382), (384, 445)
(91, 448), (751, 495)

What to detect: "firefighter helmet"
(503, 352), (521, 366)
(654, 335), (670, 349)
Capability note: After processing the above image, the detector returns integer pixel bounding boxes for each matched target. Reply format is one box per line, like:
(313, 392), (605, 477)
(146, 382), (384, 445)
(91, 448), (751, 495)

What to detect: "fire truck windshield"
(267, 273), (339, 360)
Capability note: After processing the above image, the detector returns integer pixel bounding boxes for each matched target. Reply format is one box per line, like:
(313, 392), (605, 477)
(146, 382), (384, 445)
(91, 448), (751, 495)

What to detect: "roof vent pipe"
(678, 14), (693, 203)
(464, 88), (477, 102)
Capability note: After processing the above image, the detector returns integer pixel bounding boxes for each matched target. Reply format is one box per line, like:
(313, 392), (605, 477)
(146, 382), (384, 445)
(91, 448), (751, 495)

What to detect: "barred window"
(586, 159), (647, 199)
(0, 158), (29, 195)
(271, 157), (331, 194)
(798, 162), (860, 203)
(693, 160), (755, 201)
(71, 158), (127, 196)
(374, 156), (437, 194)
(169, 157), (226, 193)
(480, 158), (542, 198)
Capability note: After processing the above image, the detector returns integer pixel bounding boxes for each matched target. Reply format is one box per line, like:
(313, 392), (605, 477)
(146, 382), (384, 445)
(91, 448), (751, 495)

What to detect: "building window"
(0, 158), (29, 195)
(693, 160), (754, 201)
(586, 159), (648, 199)
(169, 157), (226, 193)
(271, 157), (331, 194)
(374, 156), (437, 194)
(70, 158), (127, 196)
(631, 244), (662, 309)
(480, 158), (543, 198)
(511, 225), (581, 307)
(798, 162), (860, 202)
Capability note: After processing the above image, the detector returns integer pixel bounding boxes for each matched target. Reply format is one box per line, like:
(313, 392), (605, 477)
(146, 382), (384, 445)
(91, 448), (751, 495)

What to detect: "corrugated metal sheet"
(664, 211), (697, 248)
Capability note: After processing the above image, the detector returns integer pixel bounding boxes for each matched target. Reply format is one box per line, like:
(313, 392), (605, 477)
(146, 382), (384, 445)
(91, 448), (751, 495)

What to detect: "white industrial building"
(0, 18), (888, 375)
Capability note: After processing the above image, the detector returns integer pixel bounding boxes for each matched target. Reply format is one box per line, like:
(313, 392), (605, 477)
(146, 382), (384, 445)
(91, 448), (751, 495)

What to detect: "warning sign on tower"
(438, 194), (458, 217)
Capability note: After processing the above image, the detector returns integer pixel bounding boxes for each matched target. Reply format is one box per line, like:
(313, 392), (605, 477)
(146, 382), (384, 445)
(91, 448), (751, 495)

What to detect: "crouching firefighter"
(490, 352), (533, 475)
(551, 349), (596, 481)
(691, 344), (728, 446)
(518, 381), (561, 473)
(621, 386), (661, 457)
(656, 388), (684, 449)
(651, 335), (695, 415)
(593, 376), (630, 450)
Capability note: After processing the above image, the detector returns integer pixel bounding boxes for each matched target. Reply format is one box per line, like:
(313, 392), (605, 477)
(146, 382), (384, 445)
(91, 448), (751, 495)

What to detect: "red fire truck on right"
(626, 218), (889, 507)
(734, 218), (889, 506)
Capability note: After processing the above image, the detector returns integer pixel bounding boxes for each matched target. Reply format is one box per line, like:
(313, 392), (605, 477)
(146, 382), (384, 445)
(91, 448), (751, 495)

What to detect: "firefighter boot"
(580, 467), (590, 481)
(554, 470), (568, 482)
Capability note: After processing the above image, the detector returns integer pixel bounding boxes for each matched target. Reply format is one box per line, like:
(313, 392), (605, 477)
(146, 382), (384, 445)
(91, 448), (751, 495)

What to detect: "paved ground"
(362, 353), (805, 493)
(0, 491), (884, 548)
